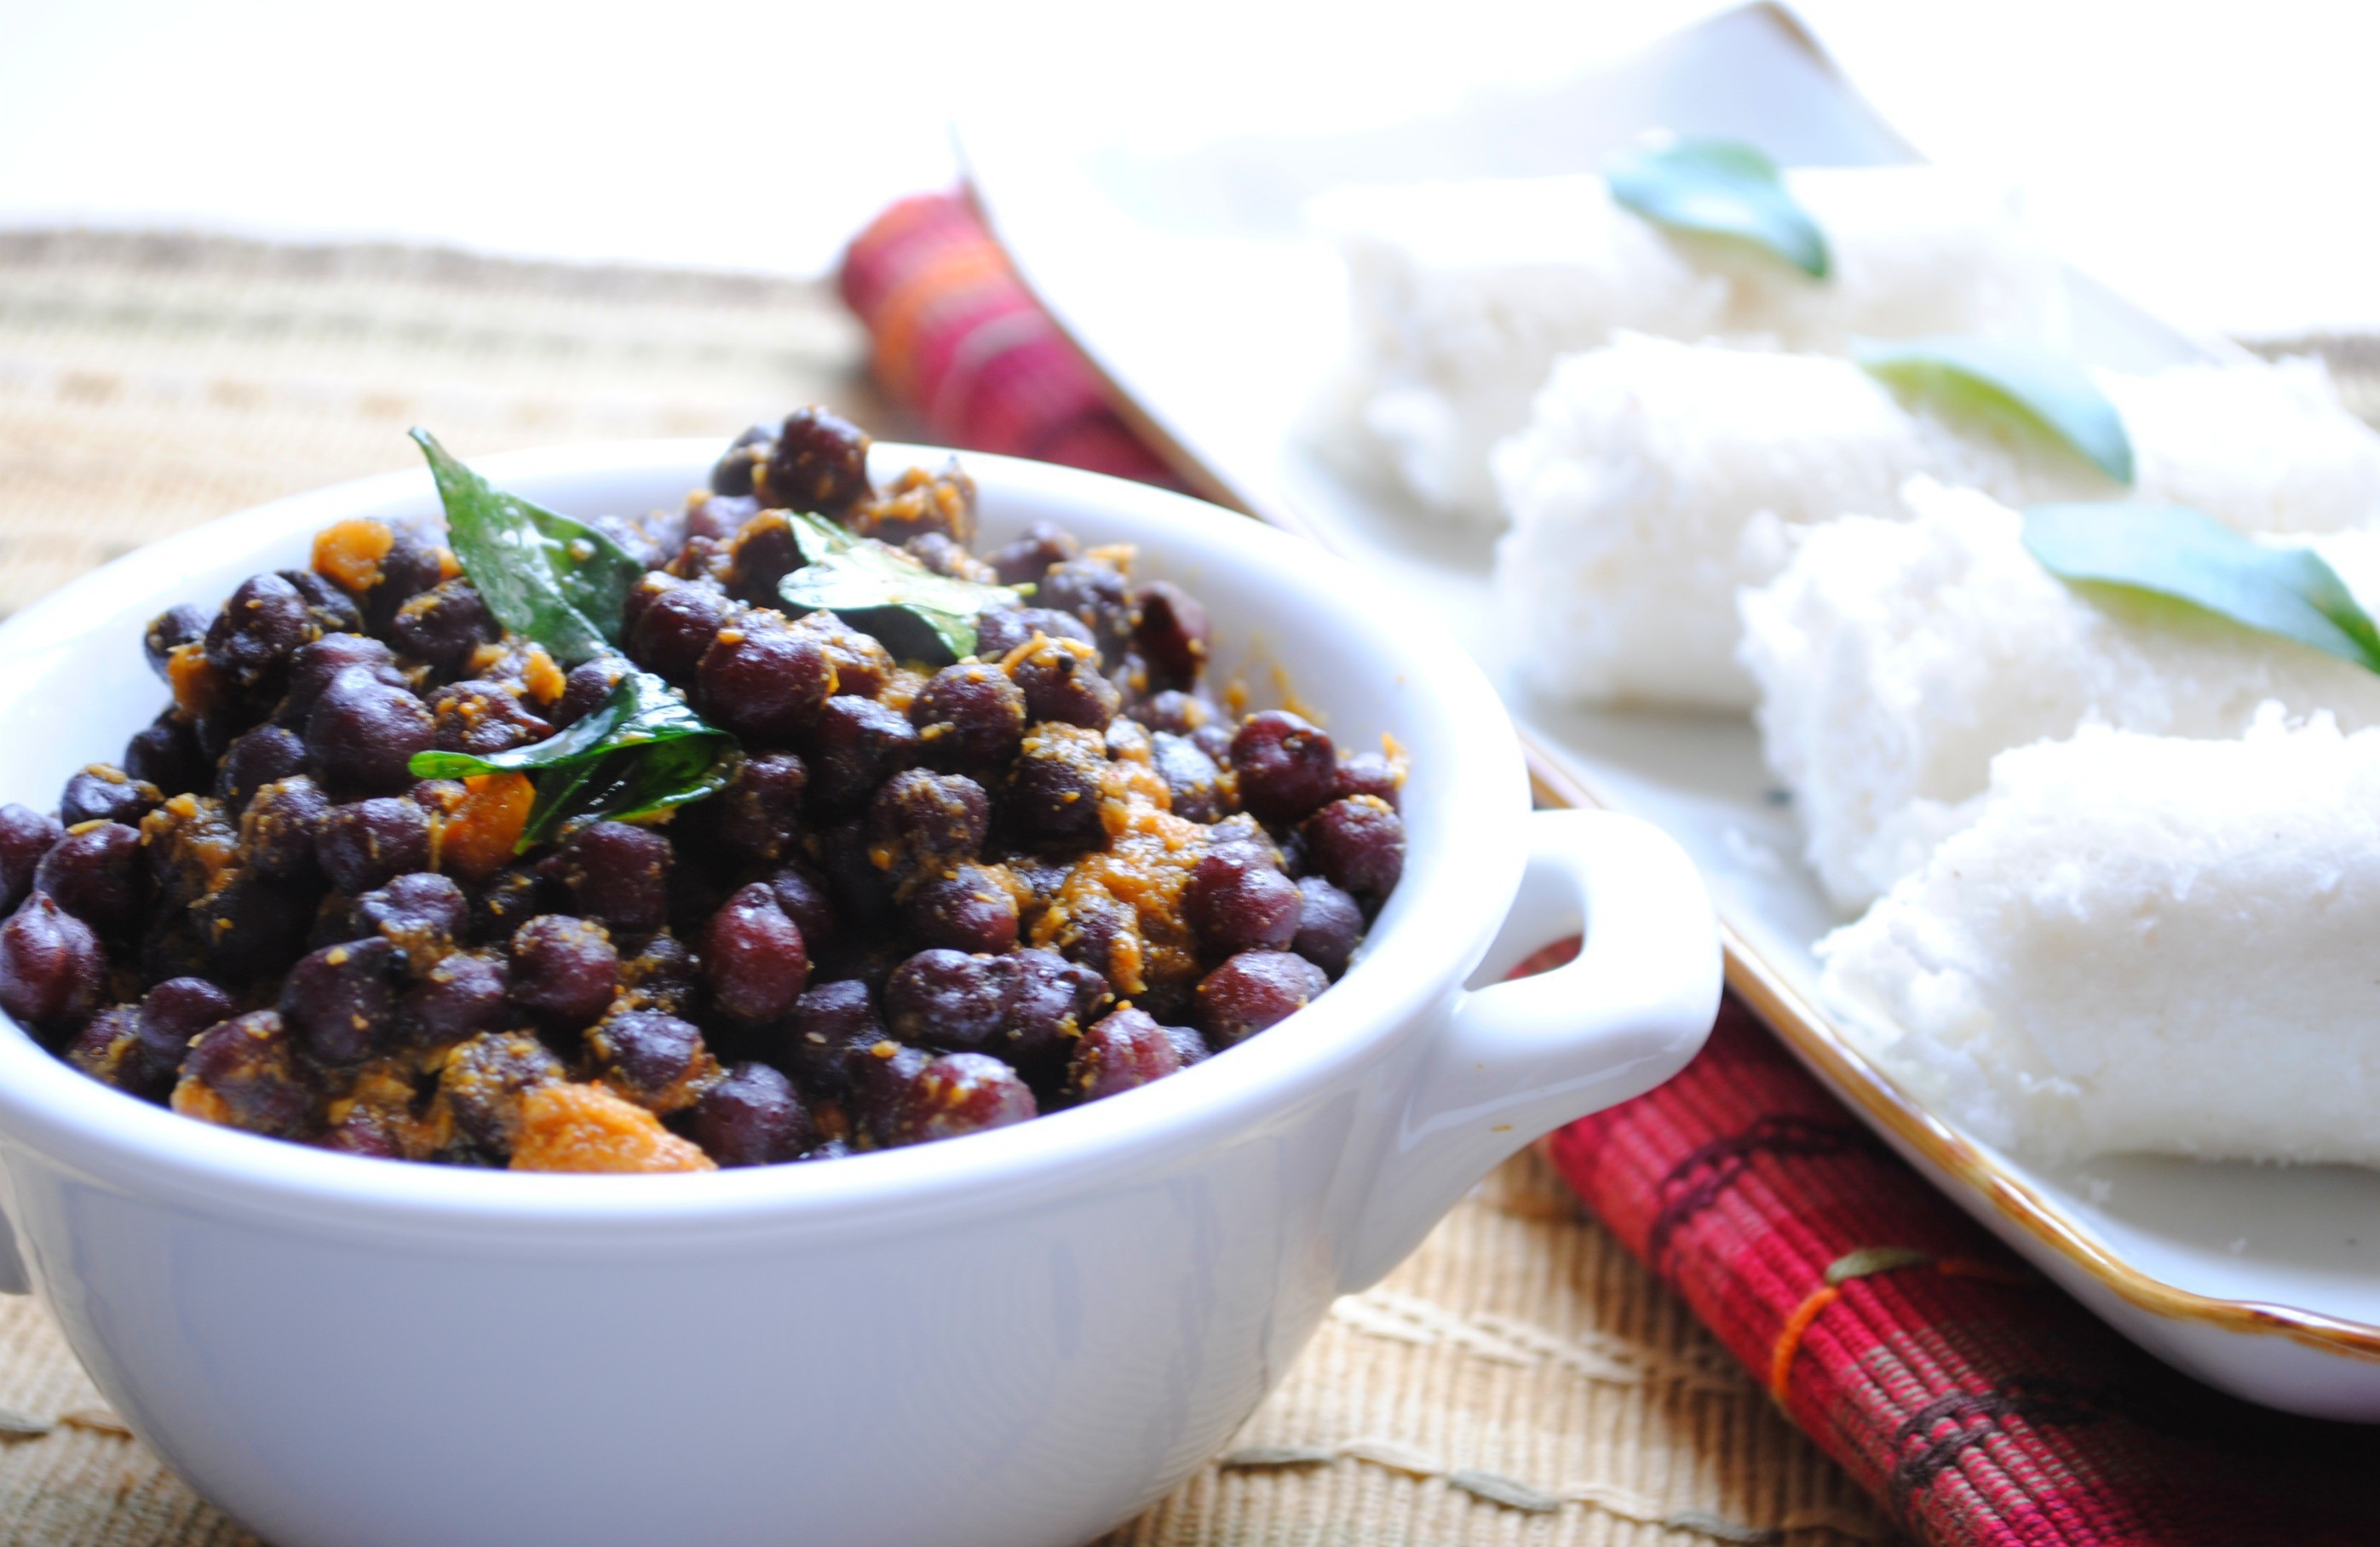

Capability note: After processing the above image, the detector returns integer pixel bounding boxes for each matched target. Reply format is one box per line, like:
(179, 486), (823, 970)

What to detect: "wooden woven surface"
(0, 229), (1898, 1547)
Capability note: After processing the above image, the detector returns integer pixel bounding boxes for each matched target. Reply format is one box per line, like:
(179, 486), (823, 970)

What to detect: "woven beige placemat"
(0, 229), (1899, 1546)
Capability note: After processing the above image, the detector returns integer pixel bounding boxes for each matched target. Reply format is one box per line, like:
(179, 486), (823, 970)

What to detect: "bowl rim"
(0, 440), (1531, 1242)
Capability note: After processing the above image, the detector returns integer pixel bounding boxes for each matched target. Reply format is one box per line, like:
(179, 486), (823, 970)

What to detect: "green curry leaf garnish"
(1856, 337), (2136, 486)
(1604, 137), (1831, 279)
(409, 427), (647, 667)
(776, 509), (1021, 665)
(409, 670), (739, 848)
(2025, 502), (2380, 674)
(405, 430), (739, 843)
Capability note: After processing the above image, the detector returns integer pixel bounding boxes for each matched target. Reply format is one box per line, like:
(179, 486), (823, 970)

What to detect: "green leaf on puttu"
(1603, 137), (1831, 279)
(1855, 337), (2136, 485)
(2023, 503), (2380, 674)
(409, 428), (646, 666)
(777, 509), (1022, 665)
(409, 670), (740, 847)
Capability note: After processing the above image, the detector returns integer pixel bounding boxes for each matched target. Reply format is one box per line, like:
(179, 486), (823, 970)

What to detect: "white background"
(2, 0), (2376, 337)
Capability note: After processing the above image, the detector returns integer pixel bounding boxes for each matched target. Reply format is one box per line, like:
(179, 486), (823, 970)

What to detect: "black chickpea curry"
(0, 412), (1406, 1171)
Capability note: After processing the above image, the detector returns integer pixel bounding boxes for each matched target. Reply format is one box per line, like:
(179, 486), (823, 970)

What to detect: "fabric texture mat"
(0, 226), (1889, 1546)
(1550, 996), (2380, 1547)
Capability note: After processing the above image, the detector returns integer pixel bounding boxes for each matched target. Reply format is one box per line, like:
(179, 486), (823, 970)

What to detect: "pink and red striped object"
(839, 193), (1176, 486)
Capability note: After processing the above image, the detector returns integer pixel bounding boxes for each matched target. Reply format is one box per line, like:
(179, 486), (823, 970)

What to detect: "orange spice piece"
(1083, 542), (1137, 574)
(1029, 762), (1210, 998)
(509, 1083), (716, 1173)
(519, 643), (566, 707)
(433, 773), (535, 883)
(166, 644), (224, 718)
(877, 665), (928, 713)
(170, 1079), (235, 1128)
(311, 518), (395, 594)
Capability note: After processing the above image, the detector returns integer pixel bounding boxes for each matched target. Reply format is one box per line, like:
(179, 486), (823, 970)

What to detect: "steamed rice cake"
(1820, 711), (2380, 1165)
(1315, 165), (2064, 523)
(1739, 481), (2380, 909)
(1492, 341), (2380, 712)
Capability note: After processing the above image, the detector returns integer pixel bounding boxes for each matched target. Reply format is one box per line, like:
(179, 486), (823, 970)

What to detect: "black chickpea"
(627, 578), (734, 682)
(278, 634), (406, 728)
(34, 822), (149, 940)
(973, 606), (1093, 660)
(1007, 635), (1120, 730)
(691, 1061), (812, 1165)
(117, 977), (236, 1099)
(909, 663), (1026, 771)
(0, 805), (58, 914)
(698, 612), (836, 744)
(204, 574), (313, 693)
(389, 579), (498, 676)
(757, 406), (872, 516)
(314, 797), (432, 893)
(1291, 877), (1366, 979)
(22, 415), (1406, 1170)
(143, 605), (210, 678)
(586, 1010), (720, 1115)
(400, 950), (510, 1047)
(1068, 1007), (1187, 1102)
(690, 751), (808, 863)
(306, 675), (436, 797)
(61, 764), (162, 828)
(703, 883), (808, 1024)
(123, 715), (208, 797)
(216, 727), (308, 812)
(805, 696), (923, 813)
(902, 863), (1020, 955)
(1229, 711), (1340, 824)
(281, 937), (403, 1067)
(554, 822), (673, 934)
(508, 916), (619, 1033)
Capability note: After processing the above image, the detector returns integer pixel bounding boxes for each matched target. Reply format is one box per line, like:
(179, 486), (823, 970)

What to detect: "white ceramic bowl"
(0, 443), (1718, 1547)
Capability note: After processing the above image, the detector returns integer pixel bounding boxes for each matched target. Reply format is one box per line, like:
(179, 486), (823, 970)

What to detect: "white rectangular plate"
(959, 2), (2380, 1418)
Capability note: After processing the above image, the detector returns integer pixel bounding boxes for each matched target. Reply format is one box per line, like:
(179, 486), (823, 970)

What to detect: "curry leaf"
(777, 510), (1022, 664)
(409, 671), (740, 848)
(2023, 503), (2380, 673)
(409, 428), (646, 665)
(1604, 137), (1830, 279)
(1855, 337), (2136, 485)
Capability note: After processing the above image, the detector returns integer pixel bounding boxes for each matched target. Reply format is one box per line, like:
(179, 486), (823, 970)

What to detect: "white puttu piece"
(1492, 339), (2380, 715)
(1491, 339), (2064, 712)
(1314, 165), (2064, 522)
(1739, 481), (2380, 909)
(1819, 710), (2380, 1166)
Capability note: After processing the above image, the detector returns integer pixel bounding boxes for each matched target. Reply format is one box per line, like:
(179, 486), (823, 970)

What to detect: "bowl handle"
(1337, 808), (1720, 1292)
